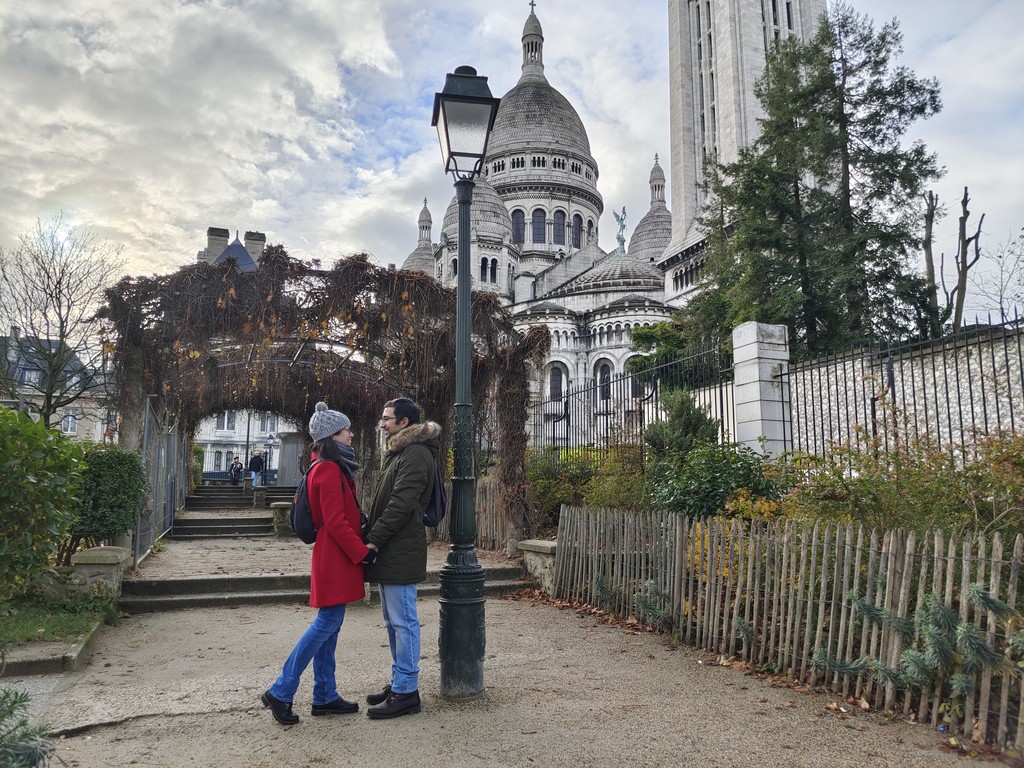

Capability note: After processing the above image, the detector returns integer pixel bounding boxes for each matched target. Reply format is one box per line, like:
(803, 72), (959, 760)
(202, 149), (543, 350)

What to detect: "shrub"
(525, 448), (599, 530)
(775, 429), (1024, 536)
(75, 445), (146, 542)
(0, 688), (53, 768)
(0, 410), (83, 612)
(643, 389), (719, 461)
(583, 443), (646, 511)
(648, 441), (781, 519)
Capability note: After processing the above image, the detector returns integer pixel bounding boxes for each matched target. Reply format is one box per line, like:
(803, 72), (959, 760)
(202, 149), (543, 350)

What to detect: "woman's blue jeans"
(379, 584), (420, 694)
(269, 604), (346, 705)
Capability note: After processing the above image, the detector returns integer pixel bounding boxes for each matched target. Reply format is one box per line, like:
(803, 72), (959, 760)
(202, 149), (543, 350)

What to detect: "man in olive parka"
(363, 397), (439, 719)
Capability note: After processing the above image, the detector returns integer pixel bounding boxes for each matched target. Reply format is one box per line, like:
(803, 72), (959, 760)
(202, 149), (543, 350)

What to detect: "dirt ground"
(13, 594), (966, 768)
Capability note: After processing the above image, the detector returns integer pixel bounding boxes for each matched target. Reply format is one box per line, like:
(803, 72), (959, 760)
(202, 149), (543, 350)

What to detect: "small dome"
(401, 244), (434, 274)
(440, 177), (512, 244)
(628, 155), (672, 263)
(554, 245), (662, 296)
(649, 154), (666, 185)
(523, 10), (543, 38)
(403, 199), (435, 274)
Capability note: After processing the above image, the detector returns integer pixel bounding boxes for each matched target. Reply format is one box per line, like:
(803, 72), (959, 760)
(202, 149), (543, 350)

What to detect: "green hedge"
(0, 410), (84, 611)
(75, 445), (146, 541)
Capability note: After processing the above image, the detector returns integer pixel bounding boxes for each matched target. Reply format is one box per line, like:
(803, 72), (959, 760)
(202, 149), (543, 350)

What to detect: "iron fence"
(784, 314), (1024, 458)
(529, 345), (735, 462)
(134, 396), (188, 567)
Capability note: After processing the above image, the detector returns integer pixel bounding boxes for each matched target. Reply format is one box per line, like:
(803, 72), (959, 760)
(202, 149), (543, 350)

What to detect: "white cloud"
(0, 0), (1019, 317)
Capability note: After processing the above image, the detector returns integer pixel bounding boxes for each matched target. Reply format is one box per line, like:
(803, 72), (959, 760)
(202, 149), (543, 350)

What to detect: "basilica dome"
(486, 10), (595, 170)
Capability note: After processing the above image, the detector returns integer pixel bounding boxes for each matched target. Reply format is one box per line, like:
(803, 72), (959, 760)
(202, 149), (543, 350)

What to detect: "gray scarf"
(336, 442), (360, 480)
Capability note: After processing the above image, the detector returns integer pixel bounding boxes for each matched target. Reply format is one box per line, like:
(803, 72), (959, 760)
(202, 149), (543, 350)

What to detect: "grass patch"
(0, 607), (103, 647)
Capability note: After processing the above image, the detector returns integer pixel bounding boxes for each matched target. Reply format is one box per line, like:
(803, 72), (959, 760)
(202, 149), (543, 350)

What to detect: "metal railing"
(783, 314), (1024, 458)
(529, 345), (735, 462)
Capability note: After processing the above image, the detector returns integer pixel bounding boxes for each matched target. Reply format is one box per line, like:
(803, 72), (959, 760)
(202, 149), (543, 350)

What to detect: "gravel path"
(7, 533), (964, 767)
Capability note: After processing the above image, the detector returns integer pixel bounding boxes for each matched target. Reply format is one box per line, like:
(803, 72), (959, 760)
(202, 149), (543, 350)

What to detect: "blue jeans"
(250, 470), (259, 486)
(269, 604), (346, 705)
(379, 584), (420, 694)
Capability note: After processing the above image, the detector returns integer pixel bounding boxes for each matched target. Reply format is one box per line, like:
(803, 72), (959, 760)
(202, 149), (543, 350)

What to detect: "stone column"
(732, 321), (790, 457)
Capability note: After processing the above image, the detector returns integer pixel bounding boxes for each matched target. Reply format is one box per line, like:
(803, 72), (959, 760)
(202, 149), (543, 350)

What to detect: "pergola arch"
(101, 247), (549, 534)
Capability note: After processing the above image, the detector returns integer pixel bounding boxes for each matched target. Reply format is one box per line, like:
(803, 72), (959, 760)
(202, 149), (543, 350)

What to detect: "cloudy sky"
(1, 0), (1021, 313)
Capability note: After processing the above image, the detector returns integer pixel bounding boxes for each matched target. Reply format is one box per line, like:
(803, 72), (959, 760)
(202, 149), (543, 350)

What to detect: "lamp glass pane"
(441, 99), (493, 158)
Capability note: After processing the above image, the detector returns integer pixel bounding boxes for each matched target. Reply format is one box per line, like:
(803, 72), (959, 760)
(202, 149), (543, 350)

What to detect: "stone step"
(170, 519), (275, 537)
(118, 578), (530, 614)
(173, 516), (274, 527)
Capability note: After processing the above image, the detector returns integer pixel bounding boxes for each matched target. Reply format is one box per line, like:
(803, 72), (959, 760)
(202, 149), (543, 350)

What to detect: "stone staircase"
(184, 485), (251, 511)
(119, 563), (530, 614)
(169, 515), (275, 539)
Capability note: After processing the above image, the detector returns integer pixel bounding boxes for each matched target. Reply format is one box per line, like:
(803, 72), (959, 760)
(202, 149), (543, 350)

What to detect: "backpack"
(422, 460), (448, 528)
(291, 459), (328, 544)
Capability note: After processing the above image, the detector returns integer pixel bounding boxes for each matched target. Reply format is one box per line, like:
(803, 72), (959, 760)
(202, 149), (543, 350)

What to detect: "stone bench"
(516, 539), (556, 596)
(70, 546), (133, 597)
(270, 501), (293, 536)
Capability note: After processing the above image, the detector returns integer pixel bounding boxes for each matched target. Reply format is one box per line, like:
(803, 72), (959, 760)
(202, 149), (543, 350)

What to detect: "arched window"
(587, 220), (595, 244)
(508, 263), (514, 292)
(214, 451), (223, 471)
(490, 258), (498, 283)
(572, 214), (582, 248)
(512, 210), (525, 244)
(598, 363), (611, 401)
(553, 211), (566, 245)
(451, 259), (458, 277)
(549, 367), (563, 400)
(480, 257), (488, 282)
(532, 209), (546, 244)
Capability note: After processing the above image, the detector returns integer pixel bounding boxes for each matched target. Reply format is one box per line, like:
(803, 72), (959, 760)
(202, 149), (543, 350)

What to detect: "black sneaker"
(261, 690), (299, 725)
(311, 697), (359, 716)
(366, 684), (391, 706)
(367, 689), (421, 720)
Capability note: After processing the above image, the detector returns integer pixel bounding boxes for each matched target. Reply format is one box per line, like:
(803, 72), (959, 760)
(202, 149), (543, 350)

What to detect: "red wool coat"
(307, 460), (369, 607)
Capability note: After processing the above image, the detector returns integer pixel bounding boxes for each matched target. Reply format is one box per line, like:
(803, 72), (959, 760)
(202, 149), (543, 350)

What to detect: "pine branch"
(966, 582), (1017, 621)
(922, 623), (956, 673)
(899, 648), (935, 689)
(956, 623), (1004, 674)
(949, 672), (974, 698)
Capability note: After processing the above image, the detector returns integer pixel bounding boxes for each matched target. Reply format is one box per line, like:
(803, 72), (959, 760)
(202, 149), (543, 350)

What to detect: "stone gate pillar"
(732, 322), (790, 457)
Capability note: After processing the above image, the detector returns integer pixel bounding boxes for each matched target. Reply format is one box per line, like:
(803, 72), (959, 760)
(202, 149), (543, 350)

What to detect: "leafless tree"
(922, 186), (984, 334)
(969, 227), (1024, 323)
(0, 213), (125, 427)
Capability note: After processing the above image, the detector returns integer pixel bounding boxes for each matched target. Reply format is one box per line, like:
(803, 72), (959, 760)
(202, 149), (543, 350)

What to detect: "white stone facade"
(659, 0), (826, 308)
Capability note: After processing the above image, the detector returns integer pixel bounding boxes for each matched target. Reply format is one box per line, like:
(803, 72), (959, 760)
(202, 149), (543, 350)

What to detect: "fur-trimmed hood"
(385, 420), (441, 454)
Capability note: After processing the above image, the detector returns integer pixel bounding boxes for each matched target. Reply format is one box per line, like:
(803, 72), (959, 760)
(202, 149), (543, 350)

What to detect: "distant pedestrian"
(228, 456), (243, 485)
(248, 451), (264, 486)
(362, 397), (440, 719)
(261, 402), (376, 726)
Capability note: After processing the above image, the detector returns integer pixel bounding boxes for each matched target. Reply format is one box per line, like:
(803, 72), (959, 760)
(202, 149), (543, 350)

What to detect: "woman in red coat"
(261, 402), (377, 725)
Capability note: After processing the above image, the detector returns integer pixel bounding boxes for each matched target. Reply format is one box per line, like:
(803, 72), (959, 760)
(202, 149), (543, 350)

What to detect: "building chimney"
(244, 231), (267, 261)
(204, 227), (230, 264)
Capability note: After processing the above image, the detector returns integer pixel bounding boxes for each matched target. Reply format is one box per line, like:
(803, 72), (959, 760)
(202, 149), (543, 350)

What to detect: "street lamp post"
(431, 65), (500, 698)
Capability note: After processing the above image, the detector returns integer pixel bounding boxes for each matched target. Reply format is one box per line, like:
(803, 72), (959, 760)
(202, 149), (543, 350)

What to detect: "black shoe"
(261, 690), (299, 725)
(311, 697), (359, 716)
(367, 689), (421, 720)
(366, 684), (391, 706)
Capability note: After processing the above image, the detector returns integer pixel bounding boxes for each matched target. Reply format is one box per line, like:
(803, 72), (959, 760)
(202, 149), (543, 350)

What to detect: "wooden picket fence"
(429, 474), (508, 551)
(554, 507), (1024, 748)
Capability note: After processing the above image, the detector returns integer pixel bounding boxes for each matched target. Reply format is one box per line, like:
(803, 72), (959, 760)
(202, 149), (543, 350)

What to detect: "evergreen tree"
(654, 3), (942, 359)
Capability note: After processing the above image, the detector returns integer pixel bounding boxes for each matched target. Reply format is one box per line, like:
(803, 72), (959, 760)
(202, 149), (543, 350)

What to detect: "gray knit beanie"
(308, 401), (351, 441)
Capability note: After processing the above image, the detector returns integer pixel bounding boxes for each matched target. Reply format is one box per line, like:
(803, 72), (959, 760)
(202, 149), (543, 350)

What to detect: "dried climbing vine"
(100, 246), (548, 535)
